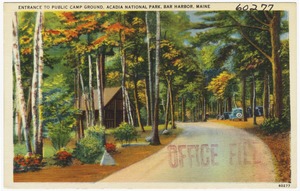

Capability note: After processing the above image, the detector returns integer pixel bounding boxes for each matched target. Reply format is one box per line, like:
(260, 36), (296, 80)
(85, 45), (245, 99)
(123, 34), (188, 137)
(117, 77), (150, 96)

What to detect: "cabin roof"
(80, 87), (121, 110)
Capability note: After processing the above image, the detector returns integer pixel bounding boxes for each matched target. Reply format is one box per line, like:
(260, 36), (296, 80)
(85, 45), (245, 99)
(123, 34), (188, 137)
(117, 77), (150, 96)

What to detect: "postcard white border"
(2, 1), (298, 190)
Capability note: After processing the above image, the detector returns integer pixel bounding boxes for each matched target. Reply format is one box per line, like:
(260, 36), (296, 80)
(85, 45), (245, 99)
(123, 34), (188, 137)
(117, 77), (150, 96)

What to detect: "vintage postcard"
(3, 1), (297, 189)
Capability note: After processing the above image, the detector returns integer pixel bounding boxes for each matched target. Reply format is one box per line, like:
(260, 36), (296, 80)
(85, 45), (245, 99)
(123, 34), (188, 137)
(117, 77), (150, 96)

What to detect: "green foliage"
(282, 107), (291, 127)
(43, 73), (78, 150)
(73, 125), (105, 164)
(260, 118), (290, 135)
(112, 122), (138, 144)
(48, 123), (72, 151)
(85, 125), (105, 140)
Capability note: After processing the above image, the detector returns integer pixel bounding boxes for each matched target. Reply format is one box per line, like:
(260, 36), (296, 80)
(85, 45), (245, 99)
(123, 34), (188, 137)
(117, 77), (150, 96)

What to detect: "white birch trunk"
(36, 11), (44, 156)
(12, 12), (32, 153)
(125, 89), (134, 125)
(31, 11), (44, 155)
(32, 12), (40, 154)
(88, 55), (95, 126)
(120, 30), (127, 123)
(145, 12), (153, 125)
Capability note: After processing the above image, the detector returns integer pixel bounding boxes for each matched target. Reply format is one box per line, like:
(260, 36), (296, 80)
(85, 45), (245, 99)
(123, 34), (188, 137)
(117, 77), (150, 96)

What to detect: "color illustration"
(5, 2), (296, 188)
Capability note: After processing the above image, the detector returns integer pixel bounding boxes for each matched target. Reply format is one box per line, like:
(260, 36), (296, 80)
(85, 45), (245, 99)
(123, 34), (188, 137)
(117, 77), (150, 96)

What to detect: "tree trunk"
(250, 77), (254, 116)
(202, 96), (206, 121)
(75, 67), (83, 140)
(164, 80), (170, 130)
(99, 48), (105, 124)
(32, 11), (43, 156)
(88, 55), (95, 126)
(242, 76), (247, 121)
(16, 112), (22, 143)
(227, 96), (232, 112)
(218, 100), (223, 115)
(181, 97), (185, 122)
(80, 72), (89, 129)
(263, 72), (271, 119)
(32, 15), (39, 155)
(145, 11), (154, 126)
(125, 89), (134, 125)
(36, 11), (44, 156)
(133, 78), (144, 132)
(151, 11), (161, 145)
(252, 74), (257, 125)
(96, 53), (104, 126)
(25, 86), (32, 145)
(169, 80), (175, 129)
(13, 11), (32, 153)
(120, 29), (127, 123)
(270, 12), (283, 119)
(145, 79), (151, 126)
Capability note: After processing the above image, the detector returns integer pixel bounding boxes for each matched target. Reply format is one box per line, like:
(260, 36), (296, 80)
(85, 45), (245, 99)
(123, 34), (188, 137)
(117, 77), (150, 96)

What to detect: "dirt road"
(100, 122), (276, 182)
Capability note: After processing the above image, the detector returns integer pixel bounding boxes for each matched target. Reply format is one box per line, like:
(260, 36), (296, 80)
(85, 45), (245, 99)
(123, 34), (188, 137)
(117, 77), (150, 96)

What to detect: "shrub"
(48, 123), (72, 151)
(282, 107), (291, 127)
(260, 118), (290, 135)
(73, 125), (105, 164)
(43, 75), (78, 150)
(14, 154), (42, 172)
(86, 125), (105, 140)
(112, 122), (138, 144)
(53, 148), (73, 167)
(105, 143), (116, 153)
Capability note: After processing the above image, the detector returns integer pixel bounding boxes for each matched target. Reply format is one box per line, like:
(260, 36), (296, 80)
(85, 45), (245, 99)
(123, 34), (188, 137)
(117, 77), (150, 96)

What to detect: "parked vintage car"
(223, 112), (232, 120)
(247, 106), (264, 117)
(255, 106), (263, 116)
(229, 108), (243, 120)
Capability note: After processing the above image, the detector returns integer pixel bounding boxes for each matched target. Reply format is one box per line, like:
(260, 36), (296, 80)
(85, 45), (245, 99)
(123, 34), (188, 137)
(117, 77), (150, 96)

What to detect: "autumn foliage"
(206, 71), (235, 100)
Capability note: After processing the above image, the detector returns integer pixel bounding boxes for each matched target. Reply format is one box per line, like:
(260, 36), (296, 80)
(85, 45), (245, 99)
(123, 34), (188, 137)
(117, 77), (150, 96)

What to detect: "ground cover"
(14, 125), (182, 182)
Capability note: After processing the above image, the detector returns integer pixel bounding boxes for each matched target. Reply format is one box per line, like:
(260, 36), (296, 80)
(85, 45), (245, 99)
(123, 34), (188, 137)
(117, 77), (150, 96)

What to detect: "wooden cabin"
(79, 87), (124, 128)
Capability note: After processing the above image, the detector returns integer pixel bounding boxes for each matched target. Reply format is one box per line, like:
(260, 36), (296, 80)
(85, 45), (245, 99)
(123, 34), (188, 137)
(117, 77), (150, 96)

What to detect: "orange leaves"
(105, 22), (125, 33)
(76, 20), (98, 32)
(44, 28), (78, 45)
(46, 29), (61, 35)
(92, 35), (106, 46)
(21, 47), (32, 55)
(81, 14), (96, 22)
(89, 35), (107, 51)
(63, 29), (78, 40)
(207, 71), (235, 99)
(104, 22), (135, 34)
(61, 12), (77, 23)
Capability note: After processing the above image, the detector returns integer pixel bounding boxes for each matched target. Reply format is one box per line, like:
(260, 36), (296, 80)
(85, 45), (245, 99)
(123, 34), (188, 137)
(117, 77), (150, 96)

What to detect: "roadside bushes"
(73, 125), (105, 164)
(260, 117), (290, 135)
(14, 154), (42, 172)
(48, 123), (72, 151)
(53, 148), (73, 167)
(112, 122), (138, 144)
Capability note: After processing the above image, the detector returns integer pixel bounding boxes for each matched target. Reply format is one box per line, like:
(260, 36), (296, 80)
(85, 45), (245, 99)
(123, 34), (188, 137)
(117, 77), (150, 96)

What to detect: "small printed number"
(278, 184), (290, 188)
